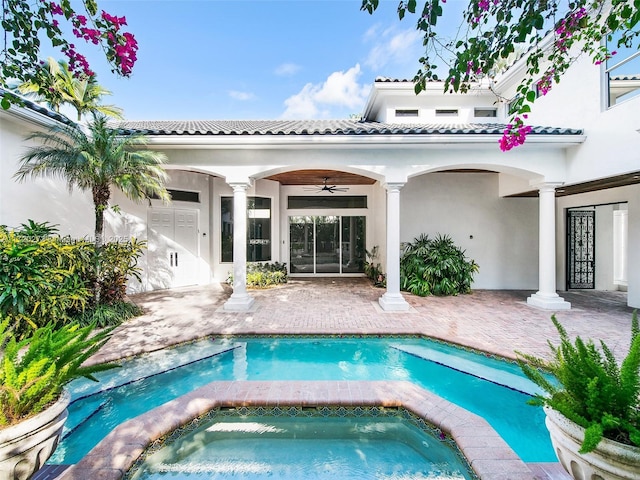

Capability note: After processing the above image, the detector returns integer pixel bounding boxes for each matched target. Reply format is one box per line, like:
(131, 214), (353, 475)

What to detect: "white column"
(527, 183), (571, 310)
(379, 182), (410, 311)
(223, 182), (255, 311)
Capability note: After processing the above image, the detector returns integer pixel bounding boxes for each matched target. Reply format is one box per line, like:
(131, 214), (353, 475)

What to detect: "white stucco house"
(1, 44), (639, 312)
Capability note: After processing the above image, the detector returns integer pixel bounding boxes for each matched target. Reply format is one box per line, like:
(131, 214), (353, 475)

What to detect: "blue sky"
(54, 0), (465, 120)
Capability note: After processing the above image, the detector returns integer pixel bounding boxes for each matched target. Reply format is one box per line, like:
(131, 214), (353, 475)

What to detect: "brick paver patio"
(89, 278), (635, 366)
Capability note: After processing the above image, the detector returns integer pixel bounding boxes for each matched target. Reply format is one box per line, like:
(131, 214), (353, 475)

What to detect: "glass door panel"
(289, 216), (315, 273)
(289, 215), (366, 275)
(315, 216), (340, 273)
(341, 216), (365, 273)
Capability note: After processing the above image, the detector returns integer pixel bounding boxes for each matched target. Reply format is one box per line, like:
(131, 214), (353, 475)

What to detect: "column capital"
(383, 182), (405, 193)
(228, 182), (251, 192)
(530, 181), (564, 194)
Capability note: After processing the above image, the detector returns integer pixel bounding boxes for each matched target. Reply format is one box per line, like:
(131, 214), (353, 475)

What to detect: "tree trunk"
(92, 184), (111, 305)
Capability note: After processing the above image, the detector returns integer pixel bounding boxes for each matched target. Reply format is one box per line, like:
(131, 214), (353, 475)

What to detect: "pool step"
(69, 342), (243, 402)
(391, 343), (544, 396)
(62, 397), (108, 439)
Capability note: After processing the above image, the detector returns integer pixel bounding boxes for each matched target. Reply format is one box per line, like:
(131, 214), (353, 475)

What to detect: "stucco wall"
(400, 172), (539, 289)
(526, 53), (640, 184)
(0, 114), (95, 238)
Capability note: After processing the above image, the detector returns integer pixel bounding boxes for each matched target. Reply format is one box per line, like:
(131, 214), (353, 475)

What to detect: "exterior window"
(474, 107), (497, 118)
(435, 109), (458, 117)
(606, 35), (640, 107)
(395, 109), (419, 117)
(288, 196), (367, 209)
(221, 196), (272, 263)
(150, 189), (200, 203)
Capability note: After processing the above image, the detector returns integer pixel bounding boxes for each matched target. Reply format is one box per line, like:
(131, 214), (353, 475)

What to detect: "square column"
(527, 183), (571, 310)
(379, 182), (410, 311)
(224, 182), (255, 311)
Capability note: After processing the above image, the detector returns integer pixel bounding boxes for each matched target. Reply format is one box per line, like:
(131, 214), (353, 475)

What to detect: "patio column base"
(223, 293), (256, 311)
(378, 293), (410, 312)
(527, 292), (571, 310)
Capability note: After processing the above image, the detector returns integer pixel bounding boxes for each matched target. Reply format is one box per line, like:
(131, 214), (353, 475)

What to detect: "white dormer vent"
(435, 109), (458, 117)
(395, 109), (419, 117)
(474, 108), (497, 118)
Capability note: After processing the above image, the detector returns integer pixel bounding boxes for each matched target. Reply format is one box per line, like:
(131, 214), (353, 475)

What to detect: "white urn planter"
(544, 406), (640, 480)
(0, 390), (69, 480)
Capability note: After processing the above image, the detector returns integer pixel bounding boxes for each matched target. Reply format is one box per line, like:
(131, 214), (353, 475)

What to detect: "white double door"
(148, 208), (199, 288)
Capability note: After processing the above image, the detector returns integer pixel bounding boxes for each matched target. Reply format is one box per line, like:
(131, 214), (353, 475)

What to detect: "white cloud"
(281, 64), (371, 119)
(364, 26), (423, 72)
(228, 90), (255, 101)
(274, 63), (301, 76)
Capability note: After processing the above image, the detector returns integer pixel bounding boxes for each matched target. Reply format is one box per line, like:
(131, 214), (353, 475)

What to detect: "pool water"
(127, 413), (475, 480)
(50, 337), (555, 464)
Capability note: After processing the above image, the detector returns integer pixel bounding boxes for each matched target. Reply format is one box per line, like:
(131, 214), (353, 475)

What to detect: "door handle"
(170, 252), (174, 267)
(175, 252), (179, 267)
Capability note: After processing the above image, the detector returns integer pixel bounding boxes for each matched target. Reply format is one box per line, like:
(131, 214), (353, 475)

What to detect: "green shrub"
(94, 238), (146, 304)
(247, 262), (288, 288)
(364, 246), (385, 288)
(16, 219), (59, 238)
(0, 319), (117, 427)
(230, 262), (288, 288)
(0, 227), (92, 337)
(517, 313), (640, 453)
(74, 300), (143, 328)
(400, 233), (478, 296)
(0, 222), (145, 336)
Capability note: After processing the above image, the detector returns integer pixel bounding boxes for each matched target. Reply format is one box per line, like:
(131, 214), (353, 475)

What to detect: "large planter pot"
(544, 406), (640, 480)
(0, 391), (70, 480)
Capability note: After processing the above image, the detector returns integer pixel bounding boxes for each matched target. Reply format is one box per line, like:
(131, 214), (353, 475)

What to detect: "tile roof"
(0, 88), (72, 125)
(116, 119), (583, 136)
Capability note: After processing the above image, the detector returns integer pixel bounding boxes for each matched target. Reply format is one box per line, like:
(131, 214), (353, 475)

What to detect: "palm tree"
(18, 58), (123, 121)
(15, 114), (170, 249)
(15, 115), (170, 303)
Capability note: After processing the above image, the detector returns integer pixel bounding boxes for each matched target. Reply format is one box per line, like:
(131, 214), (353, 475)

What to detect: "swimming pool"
(50, 336), (555, 464)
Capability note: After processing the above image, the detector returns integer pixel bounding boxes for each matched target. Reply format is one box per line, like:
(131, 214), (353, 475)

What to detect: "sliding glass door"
(289, 216), (365, 274)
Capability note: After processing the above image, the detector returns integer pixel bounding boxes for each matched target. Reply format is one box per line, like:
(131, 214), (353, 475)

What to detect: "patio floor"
(88, 278), (635, 366)
(50, 279), (635, 480)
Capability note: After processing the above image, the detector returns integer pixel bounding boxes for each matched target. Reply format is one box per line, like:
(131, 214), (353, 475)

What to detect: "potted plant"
(0, 319), (116, 480)
(517, 313), (640, 480)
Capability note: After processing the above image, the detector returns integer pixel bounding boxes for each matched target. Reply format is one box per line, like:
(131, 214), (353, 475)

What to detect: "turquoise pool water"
(127, 412), (476, 480)
(50, 336), (555, 464)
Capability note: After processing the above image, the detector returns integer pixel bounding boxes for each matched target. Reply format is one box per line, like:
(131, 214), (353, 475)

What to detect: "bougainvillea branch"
(362, 0), (640, 150)
(1, 0), (138, 109)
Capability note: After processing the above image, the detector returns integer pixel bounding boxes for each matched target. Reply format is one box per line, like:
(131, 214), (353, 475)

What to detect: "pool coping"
(59, 380), (537, 480)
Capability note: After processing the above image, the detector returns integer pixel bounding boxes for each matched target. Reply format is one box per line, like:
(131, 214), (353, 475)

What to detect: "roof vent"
(435, 109), (458, 117)
(395, 109), (419, 117)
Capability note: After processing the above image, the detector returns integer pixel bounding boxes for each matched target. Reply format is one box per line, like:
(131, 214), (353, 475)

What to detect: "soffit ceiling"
(264, 168), (640, 197)
(265, 170), (377, 186)
(507, 170), (640, 197)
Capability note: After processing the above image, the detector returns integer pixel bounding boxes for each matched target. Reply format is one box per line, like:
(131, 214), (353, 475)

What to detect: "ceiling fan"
(303, 177), (349, 194)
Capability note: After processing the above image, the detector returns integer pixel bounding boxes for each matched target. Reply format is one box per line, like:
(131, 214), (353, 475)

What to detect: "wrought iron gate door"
(567, 210), (595, 289)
